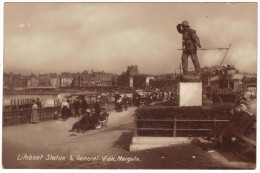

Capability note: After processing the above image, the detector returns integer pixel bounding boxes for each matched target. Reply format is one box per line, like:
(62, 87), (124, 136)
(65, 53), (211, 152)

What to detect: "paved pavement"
(2, 106), (256, 169)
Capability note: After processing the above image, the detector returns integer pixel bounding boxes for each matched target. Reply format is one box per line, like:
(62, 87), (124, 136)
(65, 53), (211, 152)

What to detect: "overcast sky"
(4, 2), (257, 75)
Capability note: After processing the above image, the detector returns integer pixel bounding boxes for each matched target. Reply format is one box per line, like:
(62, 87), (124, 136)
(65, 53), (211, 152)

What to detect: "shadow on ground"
(113, 131), (134, 151)
(191, 138), (256, 166)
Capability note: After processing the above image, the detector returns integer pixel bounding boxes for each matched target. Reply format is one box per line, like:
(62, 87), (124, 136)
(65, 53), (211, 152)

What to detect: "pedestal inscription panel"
(179, 82), (202, 106)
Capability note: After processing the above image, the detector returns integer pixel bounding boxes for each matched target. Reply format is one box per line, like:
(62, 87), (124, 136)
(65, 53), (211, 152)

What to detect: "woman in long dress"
(61, 99), (70, 121)
(31, 100), (40, 123)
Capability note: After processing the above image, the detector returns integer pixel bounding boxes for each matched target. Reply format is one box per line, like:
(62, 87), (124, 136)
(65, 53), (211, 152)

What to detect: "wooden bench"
(232, 131), (256, 147)
(232, 115), (256, 146)
(227, 115), (256, 160)
(232, 128), (256, 161)
(220, 114), (255, 150)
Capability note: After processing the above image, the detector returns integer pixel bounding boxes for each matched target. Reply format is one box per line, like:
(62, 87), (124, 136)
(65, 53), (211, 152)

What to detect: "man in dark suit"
(73, 97), (81, 117)
(81, 98), (89, 115)
(204, 100), (254, 149)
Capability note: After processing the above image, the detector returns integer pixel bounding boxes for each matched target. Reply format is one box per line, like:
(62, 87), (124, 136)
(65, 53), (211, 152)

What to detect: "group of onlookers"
(132, 90), (177, 107)
(68, 109), (109, 133)
(68, 95), (109, 132)
(60, 96), (95, 121)
(114, 94), (132, 112)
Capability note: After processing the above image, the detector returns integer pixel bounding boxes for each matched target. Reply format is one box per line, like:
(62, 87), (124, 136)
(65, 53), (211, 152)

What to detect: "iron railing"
(3, 102), (131, 126)
(135, 115), (229, 137)
(3, 107), (61, 126)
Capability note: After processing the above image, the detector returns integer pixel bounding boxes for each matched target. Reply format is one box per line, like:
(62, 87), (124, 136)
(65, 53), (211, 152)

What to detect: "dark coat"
(218, 111), (254, 136)
(73, 100), (81, 109)
(61, 106), (70, 119)
(94, 101), (101, 114)
(82, 99), (88, 109)
(176, 25), (201, 51)
(72, 113), (94, 131)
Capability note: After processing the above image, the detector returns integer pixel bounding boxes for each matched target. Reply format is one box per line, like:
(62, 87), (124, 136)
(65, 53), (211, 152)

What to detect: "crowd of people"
(114, 94), (132, 112)
(60, 95), (105, 120)
(62, 89), (177, 132)
(61, 95), (109, 133)
(27, 87), (256, 143)
(113, 90), (177, 112)
(68, 109), (109, 133)
(132, 90), (177, 107)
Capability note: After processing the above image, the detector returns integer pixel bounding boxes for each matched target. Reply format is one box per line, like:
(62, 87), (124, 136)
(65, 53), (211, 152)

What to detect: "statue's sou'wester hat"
(181, 20), (190, 27)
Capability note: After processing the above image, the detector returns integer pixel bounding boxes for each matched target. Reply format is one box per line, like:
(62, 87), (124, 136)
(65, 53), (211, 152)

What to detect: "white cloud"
(229, 44), (257, 73)
(5, 3), (257, 74)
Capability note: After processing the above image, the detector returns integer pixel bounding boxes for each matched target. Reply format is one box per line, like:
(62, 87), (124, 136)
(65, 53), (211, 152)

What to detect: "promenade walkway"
(2, 106), (256, 169)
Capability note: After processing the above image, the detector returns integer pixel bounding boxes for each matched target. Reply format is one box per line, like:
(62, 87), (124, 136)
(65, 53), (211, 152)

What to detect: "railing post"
(173, 114), (177, 137)
(15, 110), (18, 125)
(43, 108), (45, 120)
(44, 108), (46, 120)
(213, 115), (216, 129)
(134, 118), (138, 137)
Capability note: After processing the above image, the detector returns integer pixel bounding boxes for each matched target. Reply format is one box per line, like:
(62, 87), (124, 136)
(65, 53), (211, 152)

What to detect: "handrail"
(3, 107), (61, 126)
(136, 119), (229, 122)
(135, 116), (230, 137)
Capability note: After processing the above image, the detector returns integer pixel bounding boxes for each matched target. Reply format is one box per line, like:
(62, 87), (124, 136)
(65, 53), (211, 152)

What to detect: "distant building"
(126, 65), (139, 77)
(38, 73), (51, 86)
(12, 73), (22, 87)
(60, 72), (74, 88)
(117, 72), (129, 87)
(133, 75), (154, 89)
(71, 73), (83, 88)
(117, 65), (140, 88)
(3, 72), (12, 89)
(50, 73), (60, 88)
(242, 74), (257, 90)
(93, 72), (114, 86)
(27, 74), (40, 87)
(149, 74), (178, 91)
(116, 65), (156, 89)
(81, 70), (114, 87)
(26, 86), (56, 91)
(3, 72), (28, 90)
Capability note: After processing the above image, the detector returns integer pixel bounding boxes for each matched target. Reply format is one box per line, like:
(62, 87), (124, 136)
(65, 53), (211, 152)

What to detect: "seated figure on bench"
(99, 112), (109, 127)
(204, 100), (254, 148)
(68, 109), (95, 132)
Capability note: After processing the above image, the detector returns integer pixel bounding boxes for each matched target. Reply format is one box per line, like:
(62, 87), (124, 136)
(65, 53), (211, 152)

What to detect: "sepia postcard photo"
(1, 1), (258, 170)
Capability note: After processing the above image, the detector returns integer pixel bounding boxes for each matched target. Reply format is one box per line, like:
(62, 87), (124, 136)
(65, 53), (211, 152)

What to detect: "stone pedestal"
(179, 82), (202, 106)
(180, 74), (201, 82)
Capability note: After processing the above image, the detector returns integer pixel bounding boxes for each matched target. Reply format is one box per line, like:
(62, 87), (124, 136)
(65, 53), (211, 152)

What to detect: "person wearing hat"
(239, 100), (250, 112)
(68, 109), (94, 132)
(81, 97), (89, 115)
(61, 98), (70, 121)
(94, 96), (101, 115)
(30, 100), (40, 123)
(73, 97), (81, 117)
(177, 20), (202, 75)
(204, 100), (254, 150)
